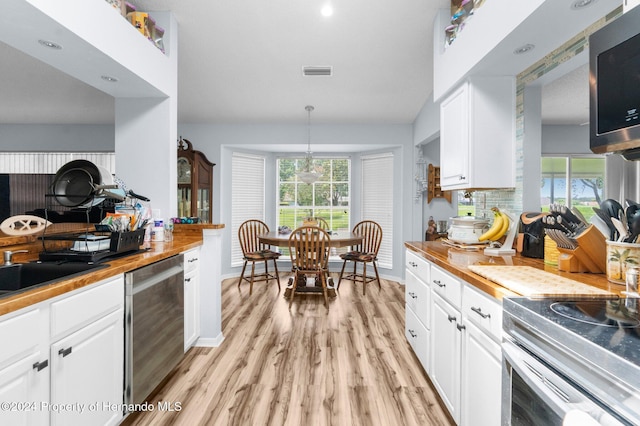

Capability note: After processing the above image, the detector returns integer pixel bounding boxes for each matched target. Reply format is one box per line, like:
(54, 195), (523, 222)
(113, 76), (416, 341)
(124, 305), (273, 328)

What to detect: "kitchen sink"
(0, 262), (108, 296)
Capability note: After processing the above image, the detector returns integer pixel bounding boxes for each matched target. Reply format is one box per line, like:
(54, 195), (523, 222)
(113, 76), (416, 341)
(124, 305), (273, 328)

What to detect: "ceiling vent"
(303, 66), (332, 76)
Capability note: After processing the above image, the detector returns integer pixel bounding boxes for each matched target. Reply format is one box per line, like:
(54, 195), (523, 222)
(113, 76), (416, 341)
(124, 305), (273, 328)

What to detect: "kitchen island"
(0, 223), (224, 426)
(0, 223), (224, 316)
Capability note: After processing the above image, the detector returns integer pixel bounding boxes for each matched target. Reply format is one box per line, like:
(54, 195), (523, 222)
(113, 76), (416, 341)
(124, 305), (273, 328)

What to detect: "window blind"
(231, 152), (265, 267)
(361, 153), (393, 269)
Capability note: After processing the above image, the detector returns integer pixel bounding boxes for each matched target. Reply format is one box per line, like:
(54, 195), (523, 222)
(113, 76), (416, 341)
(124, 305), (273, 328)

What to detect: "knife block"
(556, 225), (606, 273)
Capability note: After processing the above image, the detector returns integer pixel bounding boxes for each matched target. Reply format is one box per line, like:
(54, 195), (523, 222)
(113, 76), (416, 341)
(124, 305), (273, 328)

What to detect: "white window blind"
(361, 153), (393, 269)
(231, 152), (265, 267)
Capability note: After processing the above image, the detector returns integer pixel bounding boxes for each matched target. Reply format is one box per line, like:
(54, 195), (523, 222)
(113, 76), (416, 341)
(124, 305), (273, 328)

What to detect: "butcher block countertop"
(0, 223), (224, 316)
(405, 241), (625, 300)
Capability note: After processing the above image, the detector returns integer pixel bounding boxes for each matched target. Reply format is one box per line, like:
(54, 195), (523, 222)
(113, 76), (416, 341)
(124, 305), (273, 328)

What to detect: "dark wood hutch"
(177, 137), (215, 223)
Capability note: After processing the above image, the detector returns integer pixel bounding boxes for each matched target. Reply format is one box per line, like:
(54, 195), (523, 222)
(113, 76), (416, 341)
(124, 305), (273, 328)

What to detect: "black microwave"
(589, 6), (640, 160)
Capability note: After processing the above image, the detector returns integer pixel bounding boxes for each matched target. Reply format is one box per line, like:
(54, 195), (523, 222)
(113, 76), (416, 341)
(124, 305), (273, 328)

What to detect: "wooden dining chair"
(288, 226), (331, 308)
(237, 219), (281, 295)
(337, 220), (383, 295)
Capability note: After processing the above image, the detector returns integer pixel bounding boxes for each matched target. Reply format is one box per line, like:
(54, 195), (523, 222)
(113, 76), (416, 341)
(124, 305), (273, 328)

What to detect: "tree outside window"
(278, 157), (350, 232)
(541, 156), (605, 221)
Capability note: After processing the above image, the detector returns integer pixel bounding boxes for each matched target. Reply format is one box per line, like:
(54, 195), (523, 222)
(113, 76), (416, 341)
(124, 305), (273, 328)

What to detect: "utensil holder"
(109, 229), (145, 253)
(556, 225), (606, 273)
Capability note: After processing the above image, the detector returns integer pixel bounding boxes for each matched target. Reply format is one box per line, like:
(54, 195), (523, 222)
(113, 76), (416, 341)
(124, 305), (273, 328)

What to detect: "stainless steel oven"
(502, 297), (640, 426)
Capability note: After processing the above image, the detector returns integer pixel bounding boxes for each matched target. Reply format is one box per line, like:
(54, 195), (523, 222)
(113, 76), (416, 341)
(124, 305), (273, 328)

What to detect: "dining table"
(258, 230), (364, 298)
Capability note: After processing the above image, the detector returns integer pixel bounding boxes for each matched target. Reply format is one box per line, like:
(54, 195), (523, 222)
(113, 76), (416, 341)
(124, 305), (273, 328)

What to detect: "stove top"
(508, 297), (640, 369)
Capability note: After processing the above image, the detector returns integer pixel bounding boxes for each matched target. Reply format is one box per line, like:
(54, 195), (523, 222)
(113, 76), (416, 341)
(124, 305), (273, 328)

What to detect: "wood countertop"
(405, 241), (626, 300)
(0, 223), (225, 317)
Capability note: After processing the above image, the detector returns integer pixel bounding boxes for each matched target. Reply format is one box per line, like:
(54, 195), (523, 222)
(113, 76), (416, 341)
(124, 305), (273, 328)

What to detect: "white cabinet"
(0, 308), (48, 426)
(440, 77), (515, 190)
(183, 248), (201, 350)
(50, 309), (123, 426)
(431, 292), (463, 424)
(0, 275), (124, 426)
(460, 320), (502, 426)
(404, 250), (431, 373)
(404, 252), (503, 426)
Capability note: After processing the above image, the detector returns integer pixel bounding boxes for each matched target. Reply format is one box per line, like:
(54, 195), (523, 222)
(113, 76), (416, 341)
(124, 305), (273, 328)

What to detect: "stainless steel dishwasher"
(124, 254), (184, 410)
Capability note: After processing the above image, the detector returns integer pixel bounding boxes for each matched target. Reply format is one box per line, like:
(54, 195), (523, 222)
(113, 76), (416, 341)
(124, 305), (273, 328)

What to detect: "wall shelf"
(428, 164), (452, 204)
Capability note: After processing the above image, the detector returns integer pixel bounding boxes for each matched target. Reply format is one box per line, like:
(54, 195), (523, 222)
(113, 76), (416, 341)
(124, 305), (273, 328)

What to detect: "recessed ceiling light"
(513, 44), (535, 55)
(101, 75), (119, 83)
(38, 39), (62, 50)
(571, 0), (597, 10)
(321, 3), (333, 17)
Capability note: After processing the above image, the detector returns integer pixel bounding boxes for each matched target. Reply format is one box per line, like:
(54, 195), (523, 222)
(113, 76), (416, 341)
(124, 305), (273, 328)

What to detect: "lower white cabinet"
(460, 320), (502, 426)
(431, 292), (462, 424)
(0, 274), (124, 426)
(50, 308), (123, 426)
(404, 249), (502, 426)
(183, 248), (201, 350)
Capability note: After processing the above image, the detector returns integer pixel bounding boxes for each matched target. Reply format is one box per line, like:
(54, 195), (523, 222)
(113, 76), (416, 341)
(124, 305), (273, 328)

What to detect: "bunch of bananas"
(478, 207), (510, 242)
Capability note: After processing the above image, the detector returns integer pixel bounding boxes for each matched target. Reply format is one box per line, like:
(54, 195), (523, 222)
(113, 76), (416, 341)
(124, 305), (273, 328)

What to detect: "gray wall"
(541, 124), (591, 155)
(0, 124), (114, 151)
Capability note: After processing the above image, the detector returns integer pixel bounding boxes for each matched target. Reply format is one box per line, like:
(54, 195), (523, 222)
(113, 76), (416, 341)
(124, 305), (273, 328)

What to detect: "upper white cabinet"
(440, 77), (515, 191)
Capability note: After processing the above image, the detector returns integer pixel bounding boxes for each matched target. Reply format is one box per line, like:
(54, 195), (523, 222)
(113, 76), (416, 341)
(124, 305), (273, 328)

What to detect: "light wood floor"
(125, 273), (454, 426)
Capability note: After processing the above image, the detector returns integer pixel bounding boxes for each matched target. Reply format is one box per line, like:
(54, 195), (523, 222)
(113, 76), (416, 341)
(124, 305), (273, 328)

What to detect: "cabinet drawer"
(431, 265), (462, 309)
(405, 270), (430, 329)
(183, 248), (201, 274)
(463, 285), (502, 342)
(50, 275), (124, 340)
(405, 306), (430, 375)
(0, 308), (43, 367)
(406, 250), (429, 283)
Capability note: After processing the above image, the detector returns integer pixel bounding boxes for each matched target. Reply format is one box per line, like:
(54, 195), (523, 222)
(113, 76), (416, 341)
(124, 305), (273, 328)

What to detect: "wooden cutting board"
(467, 265), (614, 297)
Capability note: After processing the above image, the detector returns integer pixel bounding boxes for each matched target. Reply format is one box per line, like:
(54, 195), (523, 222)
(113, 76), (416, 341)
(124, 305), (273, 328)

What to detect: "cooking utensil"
(50, 160), (102, 207)
(611, 218), (629, 242)
(593, 207), (617, 241)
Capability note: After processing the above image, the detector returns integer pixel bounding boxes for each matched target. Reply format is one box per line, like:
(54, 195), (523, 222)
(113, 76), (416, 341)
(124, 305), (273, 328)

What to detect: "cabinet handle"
(188, 258), (199, 263)
(58, 347), (72, 358)
(433, 279), (445, 288)
(471, 306), (491, 319)
(447, 314), (456, 322)
(408, 292), (417, 299)
(32, 360), (48, 371)
(409, 261), (417, 267)
(408, 329), (417, 338)
(185, 277), (192, 283)
(459, 176), (466, 181)
(457, 323), (466, 332)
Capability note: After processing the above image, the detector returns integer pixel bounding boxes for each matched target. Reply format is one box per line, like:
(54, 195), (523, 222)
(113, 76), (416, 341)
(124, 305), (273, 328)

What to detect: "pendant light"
(296, 105), (322, 184)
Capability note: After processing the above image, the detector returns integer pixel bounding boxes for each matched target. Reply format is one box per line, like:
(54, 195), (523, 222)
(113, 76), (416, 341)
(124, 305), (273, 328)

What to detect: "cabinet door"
(440, 83), (469, 188)
(0, 350), (49, 425)
(184, 268), (200, 351)
(50, 309), (124, 426)
(461, 321), (502, 426)
(431, 292), (462, 423)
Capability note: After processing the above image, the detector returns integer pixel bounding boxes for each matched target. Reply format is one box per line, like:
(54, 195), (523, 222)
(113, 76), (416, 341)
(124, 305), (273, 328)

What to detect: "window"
(231, 152), (265, 267)
(277, 157), (350, 232)
(541, 155), (605, 221)
(361, 153), (393, 269)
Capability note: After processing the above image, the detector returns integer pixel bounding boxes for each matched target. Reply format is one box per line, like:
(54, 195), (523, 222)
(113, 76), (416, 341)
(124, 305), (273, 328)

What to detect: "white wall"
(178, 123), (413, 281)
